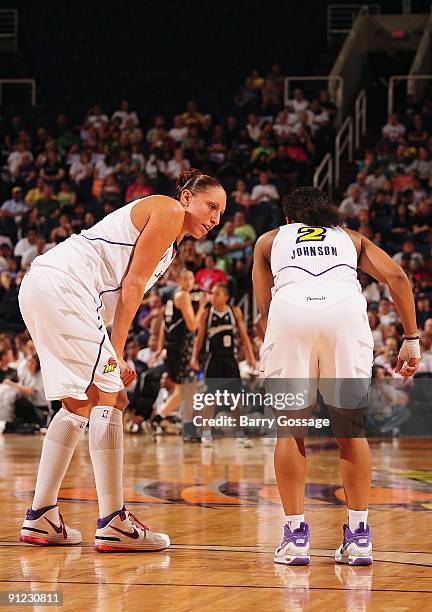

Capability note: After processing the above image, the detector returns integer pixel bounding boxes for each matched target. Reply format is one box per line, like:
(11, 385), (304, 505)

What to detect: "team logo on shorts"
(103, 357), (118, 374)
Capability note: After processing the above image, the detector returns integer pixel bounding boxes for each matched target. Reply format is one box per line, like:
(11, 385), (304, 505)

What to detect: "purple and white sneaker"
(20, 505), (81, 546)
(274, 522), (310, 565)
(335, 522), (373, 566)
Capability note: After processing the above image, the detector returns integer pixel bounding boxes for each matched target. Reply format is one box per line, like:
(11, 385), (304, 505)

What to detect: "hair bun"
(176, 168), (202, 191)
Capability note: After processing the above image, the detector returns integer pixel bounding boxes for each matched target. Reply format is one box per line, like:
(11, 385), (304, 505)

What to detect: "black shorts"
(204, 353), (240, 379)
(166, 342), (193, 384)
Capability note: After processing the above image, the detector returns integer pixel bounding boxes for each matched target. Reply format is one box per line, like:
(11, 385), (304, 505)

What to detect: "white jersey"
(271, 223), (360, 296)
(32, 199), (178, 325)
(261, 223), (373, 401)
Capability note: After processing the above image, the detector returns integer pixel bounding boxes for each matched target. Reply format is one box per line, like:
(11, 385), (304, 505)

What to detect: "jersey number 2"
(296, 227), (327, 243)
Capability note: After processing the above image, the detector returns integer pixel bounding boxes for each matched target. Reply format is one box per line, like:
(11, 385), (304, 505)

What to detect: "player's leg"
(18, 268), (101, 544)
(318, 293), (374, 565)
(262, 294), (316, 565)
(86, 386), (170, 553)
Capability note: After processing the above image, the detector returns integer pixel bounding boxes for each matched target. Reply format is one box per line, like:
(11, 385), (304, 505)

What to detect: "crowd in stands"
(0, 66), (430, 432)
(340, 98), (432, 430)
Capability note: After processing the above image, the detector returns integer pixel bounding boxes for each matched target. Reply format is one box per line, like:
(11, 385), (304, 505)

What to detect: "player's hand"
(395, 339), (421, 378)
(190, 357), (199, 371)
(199, 292), (210, 307)
(118, 358), (137, 387)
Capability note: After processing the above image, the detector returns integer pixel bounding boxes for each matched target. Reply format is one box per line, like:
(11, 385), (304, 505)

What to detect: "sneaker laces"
(128, 511), (150, 532)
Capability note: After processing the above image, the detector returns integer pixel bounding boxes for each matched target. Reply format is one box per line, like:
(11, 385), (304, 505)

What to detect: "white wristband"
(398, 338), (421, 362)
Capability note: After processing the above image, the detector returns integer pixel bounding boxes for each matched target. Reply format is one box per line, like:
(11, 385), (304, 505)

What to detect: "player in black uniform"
(191, 283), (256, 445)
(151, 269), (207, 431)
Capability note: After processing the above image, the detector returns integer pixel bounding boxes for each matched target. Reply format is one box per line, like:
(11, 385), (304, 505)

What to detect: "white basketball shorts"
(260, 282), (374, 409)
(19, 265), (123, 401)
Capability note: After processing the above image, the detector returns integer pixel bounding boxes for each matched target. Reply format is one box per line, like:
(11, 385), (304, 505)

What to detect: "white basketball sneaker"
(20, 505), (81, 546)
(335, 523), (373, 566)
(274, 522), (311, 565)
(94, 507), (170, 553)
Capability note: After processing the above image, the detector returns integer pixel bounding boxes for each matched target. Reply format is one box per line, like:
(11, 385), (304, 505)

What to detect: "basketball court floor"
(1, 434), (431, 610)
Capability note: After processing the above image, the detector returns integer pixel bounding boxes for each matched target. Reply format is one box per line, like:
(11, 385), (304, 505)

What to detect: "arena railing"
(387, 75), (432, 117)
(335, 115), (353, 188)
(313, 152), (333, 196)
(0, 79), (36, 106)
(0, 9), (18, 50)
(283, 76), (344, 126)
(355, 89), (367, 150)
(327, 4), (380, 45)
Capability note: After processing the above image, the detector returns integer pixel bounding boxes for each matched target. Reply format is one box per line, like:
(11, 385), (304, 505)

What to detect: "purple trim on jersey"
(81, 234), (134, 247)
(96, 286), (122, 314)
(274, 263), (357, 278)
(85, 334), (105, 393)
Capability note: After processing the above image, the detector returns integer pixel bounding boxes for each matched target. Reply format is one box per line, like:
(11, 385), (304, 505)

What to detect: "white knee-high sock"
(89, 406), (124, 518)
(32, 408), (89, 511)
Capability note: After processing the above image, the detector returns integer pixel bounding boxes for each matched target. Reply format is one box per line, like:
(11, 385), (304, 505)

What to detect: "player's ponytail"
(174, 168), (223, 200)
(283, 187), (341, 227)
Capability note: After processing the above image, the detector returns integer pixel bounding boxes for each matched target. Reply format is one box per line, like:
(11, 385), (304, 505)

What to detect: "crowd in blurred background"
(0, 65), (431, 433)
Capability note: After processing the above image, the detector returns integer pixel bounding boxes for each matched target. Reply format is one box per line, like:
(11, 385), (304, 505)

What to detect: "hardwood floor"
(0, 435), (431, 611)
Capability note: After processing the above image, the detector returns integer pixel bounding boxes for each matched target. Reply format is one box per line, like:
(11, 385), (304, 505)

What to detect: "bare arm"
(110, 198), (184, 358)
(252, 231), (277, 332)
(345, 228), (420, 377)
(349, 230), (418, 335)
(3, 379), (33, 397)
(232, 306), (256, 367)
(190, 308), (209, 368)
(175, 291), (208, 332)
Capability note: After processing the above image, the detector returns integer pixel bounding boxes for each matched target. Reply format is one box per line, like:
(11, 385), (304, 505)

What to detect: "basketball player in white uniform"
(18, 169), (226, 552)
(252, 187), (421, 566)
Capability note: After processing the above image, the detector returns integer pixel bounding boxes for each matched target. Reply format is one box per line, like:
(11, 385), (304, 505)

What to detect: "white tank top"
(271, 223), (360, 296)
(32, 199), (178, 324)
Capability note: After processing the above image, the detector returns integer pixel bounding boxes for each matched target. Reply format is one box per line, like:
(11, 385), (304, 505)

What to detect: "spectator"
(21, 235), (54, 269)
(195, 254), (228, 291)
(50, 214), (73, 244)
(416, 294), (432, 329)
(182, 100), (204, 127)
(25, 177), (45, 206)
(393, 240), (424, 267)
(229, 179), (251, 211)
(246, 113), (261, 143)
(169, 115), (188, 145)
(100, 175), (121, 207)
(232, 211), (257, 246)
(165, 149), (191, 181)
(137, 334), (165, 368)
(69, 150), (94, 199)
(382, 113), (406, 144)
(4, 354), (49, 427)
(39, 150), (65, 190)
(369, 189), (393, 233)
(290, 88), (309, 113)
(1, 187), (28, 219)
(7, 141), (34, 179)
(125, 173), (154, 203)
(57, 181), (77, 209)
(87, 104), (109, 129)
(34, 183), (58, 219)
(409, 147), (432, 182)
(216, 220), (246, 260)
(250, 171), (280, 204)
(339, 186), (368, 221)
(14, 227), (38, 258)
(112, 99), (139, 128)
(365, 164), (387, 195)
